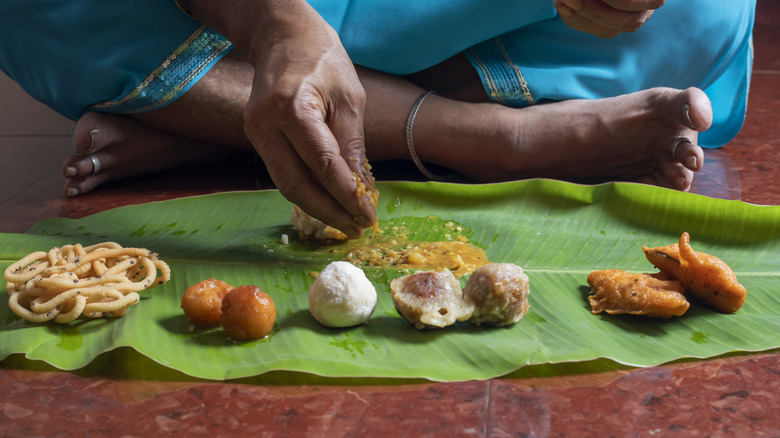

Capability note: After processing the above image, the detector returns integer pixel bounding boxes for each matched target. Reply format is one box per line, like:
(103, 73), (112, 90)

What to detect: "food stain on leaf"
(330, 332), (379, 358)
(691, 331), (710, 344)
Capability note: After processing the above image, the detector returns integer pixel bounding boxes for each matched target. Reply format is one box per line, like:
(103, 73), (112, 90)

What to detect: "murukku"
(4, 242), (171, 323)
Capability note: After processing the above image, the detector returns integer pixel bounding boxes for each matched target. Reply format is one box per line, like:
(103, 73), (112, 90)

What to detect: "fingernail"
(677, 177), (687, 189)
(355, 214), (372, 229)
(66, 187), (79, 197)
(686, 155), (698, 170)
(87, 129), (101, 153)
(64, 166), (77, 177)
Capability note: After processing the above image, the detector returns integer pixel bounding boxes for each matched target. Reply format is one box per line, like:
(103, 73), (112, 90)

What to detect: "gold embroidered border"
(92, 26), (231, 113)
(494, 37), (534, 105)
(468, 37), (535, 106)
(467, 46), (504, 105)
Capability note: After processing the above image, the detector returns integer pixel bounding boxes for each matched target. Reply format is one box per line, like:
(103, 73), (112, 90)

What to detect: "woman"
(0, 0), (755, 237)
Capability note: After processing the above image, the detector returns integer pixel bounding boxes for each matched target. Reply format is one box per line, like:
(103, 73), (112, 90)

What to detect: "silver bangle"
(405, 91), (460, 181)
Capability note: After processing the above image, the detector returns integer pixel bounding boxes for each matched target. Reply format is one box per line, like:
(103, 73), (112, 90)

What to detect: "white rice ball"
(309, 261), (377, 327)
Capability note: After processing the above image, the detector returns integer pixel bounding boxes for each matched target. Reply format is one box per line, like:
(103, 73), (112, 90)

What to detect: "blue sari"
(0, 0), (754, 147)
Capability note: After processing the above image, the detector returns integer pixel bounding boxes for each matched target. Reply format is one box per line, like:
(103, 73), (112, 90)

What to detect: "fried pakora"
(643, 232), (746, 313)
(587, 269), (690, 318)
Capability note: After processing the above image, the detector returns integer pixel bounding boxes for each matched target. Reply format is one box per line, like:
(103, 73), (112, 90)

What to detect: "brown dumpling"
(463, 263), (530, 326)
(390, 270), (474, 330)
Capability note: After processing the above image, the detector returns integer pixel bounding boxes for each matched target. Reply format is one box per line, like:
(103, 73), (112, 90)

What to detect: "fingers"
(256, 124), (367, 239)
(555, 0), (657, 37)
(246, 74), (373, 239)
(283, 114), (375, 229)
(601, 0), (666, 12)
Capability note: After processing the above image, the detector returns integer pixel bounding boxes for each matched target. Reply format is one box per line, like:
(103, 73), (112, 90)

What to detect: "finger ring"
(89, 154), (101, 175)
(671, 137), (691, 162)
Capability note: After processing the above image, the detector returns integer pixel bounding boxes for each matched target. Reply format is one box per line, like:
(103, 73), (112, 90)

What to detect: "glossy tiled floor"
(1, 2), (779, 436)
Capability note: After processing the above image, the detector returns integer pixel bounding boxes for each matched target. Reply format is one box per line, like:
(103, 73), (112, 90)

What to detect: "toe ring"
(671, 137), (691, 162)
(89, 154), (101, 175)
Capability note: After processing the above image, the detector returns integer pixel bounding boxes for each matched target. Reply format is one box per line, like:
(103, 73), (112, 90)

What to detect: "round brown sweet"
(181, 278), (234, 326)
(220, 285), (277, 340)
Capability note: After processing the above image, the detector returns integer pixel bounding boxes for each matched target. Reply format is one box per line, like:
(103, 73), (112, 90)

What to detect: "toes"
(682, 88), (713, 132)
(671, 136), (704, 172)
(65, 172), (111, 197)
(661, 164), (694, 191)
(639, 165), (693, 192)
(655, 87), (713, 133)
(73, 112), (129, 155)
(62, 151), (102, 178)
(62, 152), (108, 197)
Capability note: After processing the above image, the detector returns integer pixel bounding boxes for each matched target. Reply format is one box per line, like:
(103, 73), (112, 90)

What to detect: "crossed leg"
(62, 53), (710, 196)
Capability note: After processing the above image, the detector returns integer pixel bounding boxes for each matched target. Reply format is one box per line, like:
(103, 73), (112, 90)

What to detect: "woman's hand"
(554, 0), (666, 38)
(183, 0), (375, 238)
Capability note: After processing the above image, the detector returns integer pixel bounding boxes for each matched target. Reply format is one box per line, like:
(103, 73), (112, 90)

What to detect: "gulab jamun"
(181, 278), (234, 326)
(220, 285), (277, 340)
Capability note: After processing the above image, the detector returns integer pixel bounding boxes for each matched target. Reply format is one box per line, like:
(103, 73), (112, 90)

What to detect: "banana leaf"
(1, 180), (778, 382)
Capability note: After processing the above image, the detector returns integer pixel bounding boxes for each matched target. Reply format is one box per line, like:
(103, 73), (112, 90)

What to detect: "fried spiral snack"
(4, 242), (170, 323)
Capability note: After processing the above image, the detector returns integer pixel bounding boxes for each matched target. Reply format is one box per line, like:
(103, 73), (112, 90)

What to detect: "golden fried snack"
(220, 285), (277, 340)
(390, 270), (474, 330)
(587, 269), (690, 318)
(643, 232), (746, 313)
(4, 242), (170, 323)
(181, 278), (234, 326)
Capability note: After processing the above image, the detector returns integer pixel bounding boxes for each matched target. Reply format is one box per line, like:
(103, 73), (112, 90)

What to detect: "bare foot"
(411, 87), (711, 191)
(62, 112), (235, 196)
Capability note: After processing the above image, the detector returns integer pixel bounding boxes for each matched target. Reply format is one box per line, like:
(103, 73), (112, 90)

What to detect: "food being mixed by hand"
(587, 270), (690, 318)
(290, 178), (379, 242)
(390, 270), (475, 330)
(181, 278), (234, 326)
(643, 232), (747, 313)
(463, 263), (530, 326)
(4, 242), (170, 323)
(290, 205), (349, 241)
(220, 285), (277, 341)
(308, 261), (377, 328)
(587, 232), (746, 317)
